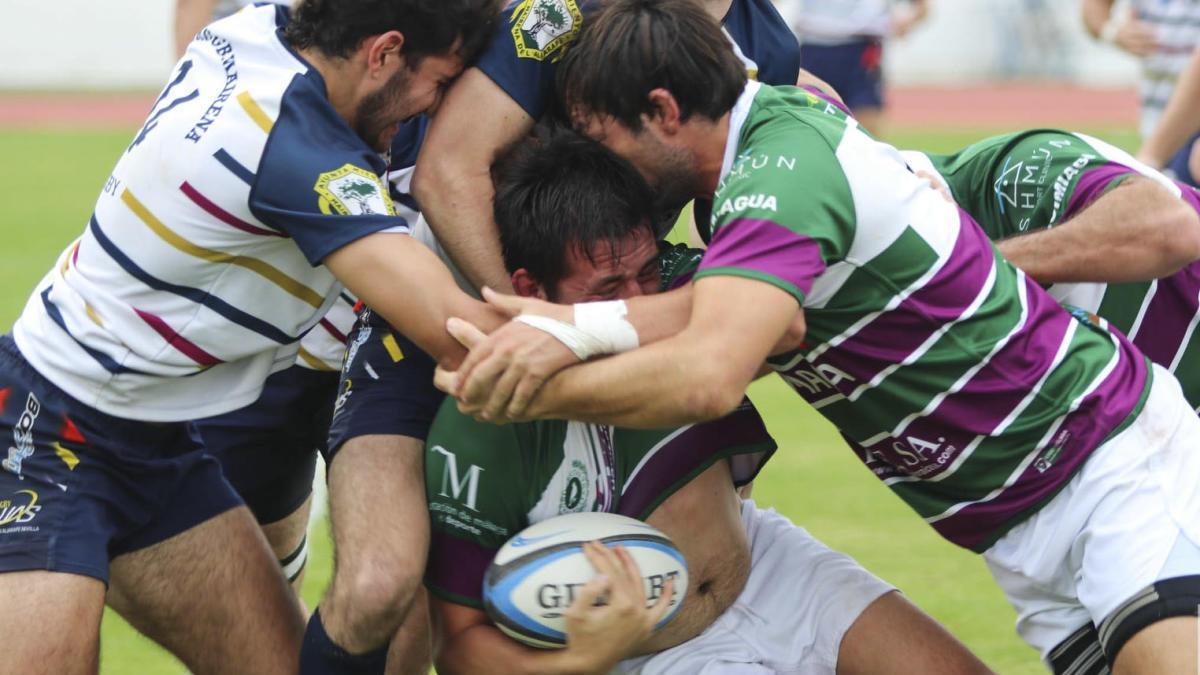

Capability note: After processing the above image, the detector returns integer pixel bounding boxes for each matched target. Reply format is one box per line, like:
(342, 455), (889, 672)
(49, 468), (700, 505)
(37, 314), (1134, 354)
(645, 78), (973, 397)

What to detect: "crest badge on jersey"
(314, 164), (396, 217)
(510, 0), (583, 61)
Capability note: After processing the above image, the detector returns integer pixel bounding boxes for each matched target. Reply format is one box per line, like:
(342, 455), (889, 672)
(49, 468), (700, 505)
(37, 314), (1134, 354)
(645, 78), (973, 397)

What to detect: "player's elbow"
(682, 363), (749, 423)
(1157, 198), (1200, 272)
(411, 151), (464, 208)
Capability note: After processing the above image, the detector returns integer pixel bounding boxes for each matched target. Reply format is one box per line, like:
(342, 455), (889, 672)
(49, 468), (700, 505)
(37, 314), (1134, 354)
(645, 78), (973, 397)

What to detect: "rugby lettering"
(715, 193), (778, 217)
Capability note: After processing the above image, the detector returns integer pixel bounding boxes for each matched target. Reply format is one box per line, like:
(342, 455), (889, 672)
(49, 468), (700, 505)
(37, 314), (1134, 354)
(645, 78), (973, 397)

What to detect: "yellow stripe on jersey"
(381, 332), (405, 362)
(121, 188), (324, 308)
(237, 91), (274, 134)
(52, 443), (80, 471)
(83, 303), (104, 327)
(297, 346), (338, 371)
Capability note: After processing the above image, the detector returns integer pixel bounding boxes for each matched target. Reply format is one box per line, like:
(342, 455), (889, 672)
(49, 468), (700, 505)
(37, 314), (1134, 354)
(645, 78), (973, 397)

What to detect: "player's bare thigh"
(837, 591), (993, 675)
(106, 506), (304, 675)
(0, 570), (105, 675)
(1112, 616), (1198, 674)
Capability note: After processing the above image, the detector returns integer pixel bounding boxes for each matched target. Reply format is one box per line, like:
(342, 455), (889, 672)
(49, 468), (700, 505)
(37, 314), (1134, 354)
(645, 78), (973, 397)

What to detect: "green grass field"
(0, 124), (1140, 673)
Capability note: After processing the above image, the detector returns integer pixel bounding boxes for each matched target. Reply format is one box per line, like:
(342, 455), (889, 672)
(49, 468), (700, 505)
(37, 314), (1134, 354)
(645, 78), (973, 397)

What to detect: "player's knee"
(334, 563), (424, 631)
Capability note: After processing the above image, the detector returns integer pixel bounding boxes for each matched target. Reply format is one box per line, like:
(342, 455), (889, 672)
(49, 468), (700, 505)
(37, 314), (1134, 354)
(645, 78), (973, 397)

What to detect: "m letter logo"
(432, 446), (484, 511)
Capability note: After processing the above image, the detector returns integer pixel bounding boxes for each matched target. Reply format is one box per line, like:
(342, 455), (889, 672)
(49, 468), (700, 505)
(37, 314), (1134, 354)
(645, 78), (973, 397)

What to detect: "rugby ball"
(482, 512), (688, 649)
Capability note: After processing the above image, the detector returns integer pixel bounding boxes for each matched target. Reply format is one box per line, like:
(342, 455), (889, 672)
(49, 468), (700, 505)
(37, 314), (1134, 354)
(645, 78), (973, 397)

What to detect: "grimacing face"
(536, 227), (662, 303)
(355, 50), (462, 152)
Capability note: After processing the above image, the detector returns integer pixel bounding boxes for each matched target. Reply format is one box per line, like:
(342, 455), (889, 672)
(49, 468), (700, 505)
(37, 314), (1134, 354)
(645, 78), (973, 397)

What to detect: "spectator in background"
(1084, 0), (1200, 187)
(175, 0), (291, 58)
(1139, 46), (1200, 184)
(777, 0), (929, 136)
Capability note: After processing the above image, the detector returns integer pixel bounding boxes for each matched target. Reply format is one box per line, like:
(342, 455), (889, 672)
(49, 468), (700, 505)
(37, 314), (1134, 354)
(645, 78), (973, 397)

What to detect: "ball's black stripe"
(486, 533), (675, 586)
(483, 594), (564, 648)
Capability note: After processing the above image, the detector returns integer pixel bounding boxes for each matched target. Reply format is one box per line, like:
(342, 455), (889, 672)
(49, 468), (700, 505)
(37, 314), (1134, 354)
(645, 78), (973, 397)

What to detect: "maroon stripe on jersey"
(814, 211), (994, 387)
(180, 181), (287, 238)
(700, 218), (826, 297)
(426, 531), (496, 605)
(1063, 163), (1136, 222)
(619, 403), (775, 520)
(1131, 265), (1200, 365)
(133, 308), (223, 366)
(931, 346), (1150, 551)
(318, 318), (348, 343)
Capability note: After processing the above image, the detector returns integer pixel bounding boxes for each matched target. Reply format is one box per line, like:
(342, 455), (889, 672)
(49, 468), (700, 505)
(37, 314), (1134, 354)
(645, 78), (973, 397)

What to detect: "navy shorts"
(326, 308), (443, 462)
(189, 365), (337, 525)
(0, 335), (242, 583)
(799, 38), (885, 111)
(1166, 132), (1200, 189)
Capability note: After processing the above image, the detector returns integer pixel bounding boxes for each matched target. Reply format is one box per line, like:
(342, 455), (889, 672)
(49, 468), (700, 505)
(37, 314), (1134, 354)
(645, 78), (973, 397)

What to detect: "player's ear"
(645, 88), (681, 134)
(366, 31), (405, 78)
(511, 270), (547, 300)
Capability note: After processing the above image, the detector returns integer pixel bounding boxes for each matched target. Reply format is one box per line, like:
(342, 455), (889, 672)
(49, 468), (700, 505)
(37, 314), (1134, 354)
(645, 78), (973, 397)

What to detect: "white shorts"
(984, 364), (1200, 661)
(617, 500), (895, 674)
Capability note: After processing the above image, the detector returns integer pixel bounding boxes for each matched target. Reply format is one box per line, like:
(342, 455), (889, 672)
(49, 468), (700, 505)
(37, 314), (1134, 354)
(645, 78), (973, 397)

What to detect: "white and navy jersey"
(1132, 0), (1200, 137)
(294, 291), (356, 372)
(214, 0), (290, 21)
(12, 6), (409, 421)
(782, 0), (892, 44)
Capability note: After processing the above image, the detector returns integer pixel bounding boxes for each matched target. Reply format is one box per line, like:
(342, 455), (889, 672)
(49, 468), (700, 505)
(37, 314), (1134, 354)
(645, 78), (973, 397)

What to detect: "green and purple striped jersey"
(905, 130), (1200, 410)
(694, 83), (1152, 552)
(423, 399), (774, 608)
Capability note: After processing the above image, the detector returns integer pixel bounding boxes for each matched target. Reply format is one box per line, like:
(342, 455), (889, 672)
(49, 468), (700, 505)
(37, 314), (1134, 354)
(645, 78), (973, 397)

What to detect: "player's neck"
(700, 0), (734, 21)
(297, 47), (366, 128)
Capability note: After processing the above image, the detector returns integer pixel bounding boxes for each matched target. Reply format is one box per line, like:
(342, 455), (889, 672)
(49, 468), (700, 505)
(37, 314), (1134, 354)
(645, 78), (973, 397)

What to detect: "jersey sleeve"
(424, 400), (531, 608)
(615, 399), (776, 520)
(249, 82), (410, 265)
(473, 0), (592, 120)
(695, 122), (856, 306)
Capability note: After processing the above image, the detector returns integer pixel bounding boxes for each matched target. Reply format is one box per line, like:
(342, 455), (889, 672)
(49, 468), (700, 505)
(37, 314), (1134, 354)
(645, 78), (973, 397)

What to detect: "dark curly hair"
(283, 0), (502, 65)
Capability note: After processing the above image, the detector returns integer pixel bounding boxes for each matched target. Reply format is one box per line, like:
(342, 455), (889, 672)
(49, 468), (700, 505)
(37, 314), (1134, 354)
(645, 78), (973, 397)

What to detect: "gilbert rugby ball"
(482, 512), (688, 649)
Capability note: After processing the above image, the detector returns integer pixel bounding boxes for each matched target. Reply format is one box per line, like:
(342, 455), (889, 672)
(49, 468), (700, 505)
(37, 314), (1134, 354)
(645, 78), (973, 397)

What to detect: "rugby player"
(423, 128), (990, 675)
(438, 2), (1200, 672)
(0, 1), (503, 672)
(310, 0), (813, 670)
(903, 130), (1200, 410)
(779, 0), (929, 136)
(1084, 0), (1200, 186)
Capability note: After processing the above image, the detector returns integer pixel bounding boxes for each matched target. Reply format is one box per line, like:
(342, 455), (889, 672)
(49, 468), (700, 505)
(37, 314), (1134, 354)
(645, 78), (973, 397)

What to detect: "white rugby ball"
(482, 512), (688, 649)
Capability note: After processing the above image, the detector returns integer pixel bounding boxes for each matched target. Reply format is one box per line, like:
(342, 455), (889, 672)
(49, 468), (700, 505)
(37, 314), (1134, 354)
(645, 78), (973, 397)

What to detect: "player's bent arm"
(325, 232), (506, 369)
(1140, 47), (1200, 168)
(527, 276), (801, 428)
(433, 600), (594, 675)
(995, 176), (1200, 284)
(410, 68), (534, 293)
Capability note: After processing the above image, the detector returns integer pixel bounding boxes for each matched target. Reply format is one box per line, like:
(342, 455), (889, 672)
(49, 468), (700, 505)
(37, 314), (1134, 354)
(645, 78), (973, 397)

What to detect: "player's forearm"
(1140, 49), (1200, 167)
(411, 157), (514, 293)
(621, 285), (693, 345)
(529, 332), (751, 428)
(1081, 0), (1115, 38)
(996, 177), (1200, 283)
(436, 626), (606, 675)
(327, 233), (506, 369)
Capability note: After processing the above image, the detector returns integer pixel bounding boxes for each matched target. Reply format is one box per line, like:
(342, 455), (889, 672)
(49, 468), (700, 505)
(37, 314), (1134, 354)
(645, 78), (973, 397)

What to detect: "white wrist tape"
(573, 300), (640, 354)
(512, 300), (640, 361)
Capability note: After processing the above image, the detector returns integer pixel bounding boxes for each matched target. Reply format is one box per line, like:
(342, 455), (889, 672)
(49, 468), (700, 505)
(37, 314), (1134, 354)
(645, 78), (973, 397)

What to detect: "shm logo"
(0, 489), (40, 526)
